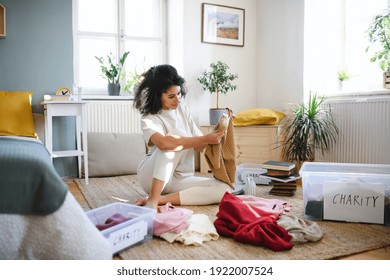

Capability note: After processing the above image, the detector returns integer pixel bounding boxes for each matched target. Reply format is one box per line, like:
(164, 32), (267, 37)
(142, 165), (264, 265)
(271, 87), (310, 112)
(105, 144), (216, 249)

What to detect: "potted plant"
(123, 67), (142, 95)
(95, 51), (130, 95)
(279, 93), (339, 172)
(366, 9), (390, 88)
(198, 61), (238, 125)
(337, 68), (351, 91)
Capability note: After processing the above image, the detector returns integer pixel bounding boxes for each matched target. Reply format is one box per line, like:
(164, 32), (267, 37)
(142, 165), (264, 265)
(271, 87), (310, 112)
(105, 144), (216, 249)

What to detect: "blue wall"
(0, 0), (77, 177)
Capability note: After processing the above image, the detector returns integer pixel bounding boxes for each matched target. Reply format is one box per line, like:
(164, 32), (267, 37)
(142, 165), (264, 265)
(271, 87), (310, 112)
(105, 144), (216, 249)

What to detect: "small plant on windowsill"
(123, 58), (146, 95)
(95, 51), (130, 96)
(123, 67), (142, 95)
(337, 69), (351, 82)
(337, 68), (352, 91)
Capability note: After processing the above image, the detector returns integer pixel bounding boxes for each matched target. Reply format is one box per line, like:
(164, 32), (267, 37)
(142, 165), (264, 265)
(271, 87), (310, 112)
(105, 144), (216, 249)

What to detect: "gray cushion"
(87, 132), (146, 177)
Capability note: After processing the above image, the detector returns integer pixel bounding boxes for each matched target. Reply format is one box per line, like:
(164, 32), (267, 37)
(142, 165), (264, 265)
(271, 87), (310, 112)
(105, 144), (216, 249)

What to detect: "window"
(304, 0), (389, 96)
(73, 0), (166, 95)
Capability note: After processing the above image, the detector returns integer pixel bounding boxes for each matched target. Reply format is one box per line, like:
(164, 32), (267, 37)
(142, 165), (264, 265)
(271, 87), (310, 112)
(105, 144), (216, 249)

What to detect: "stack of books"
(260, 160), (300, 197)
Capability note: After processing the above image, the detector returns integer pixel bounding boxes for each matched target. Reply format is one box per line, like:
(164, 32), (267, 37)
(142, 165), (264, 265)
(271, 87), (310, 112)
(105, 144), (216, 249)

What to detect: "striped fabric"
(204, 110), (237, 189)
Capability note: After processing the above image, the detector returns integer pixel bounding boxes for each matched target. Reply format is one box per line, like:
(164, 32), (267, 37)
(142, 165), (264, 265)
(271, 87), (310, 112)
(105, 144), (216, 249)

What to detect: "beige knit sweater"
(204, 112), (237, 189)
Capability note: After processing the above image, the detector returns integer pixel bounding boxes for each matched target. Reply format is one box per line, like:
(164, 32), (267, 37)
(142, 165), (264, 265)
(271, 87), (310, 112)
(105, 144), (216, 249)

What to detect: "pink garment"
(95, 213), (131, 231)
(237, 195), (291, 214)
(153, 203), (193, 236)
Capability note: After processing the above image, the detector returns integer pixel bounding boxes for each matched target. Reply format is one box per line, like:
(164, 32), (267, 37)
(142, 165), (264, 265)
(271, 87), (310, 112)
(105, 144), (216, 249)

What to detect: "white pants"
(137, 148), (231, 205)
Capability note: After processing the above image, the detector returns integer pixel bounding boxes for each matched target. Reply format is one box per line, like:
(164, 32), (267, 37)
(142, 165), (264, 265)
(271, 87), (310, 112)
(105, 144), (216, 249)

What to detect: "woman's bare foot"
(135, 197), (158, 210)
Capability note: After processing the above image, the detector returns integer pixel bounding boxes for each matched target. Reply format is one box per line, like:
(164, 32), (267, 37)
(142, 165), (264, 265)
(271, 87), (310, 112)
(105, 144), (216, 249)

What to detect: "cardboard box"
(300, 162), (390, 226)
(86, 202), (156, 254)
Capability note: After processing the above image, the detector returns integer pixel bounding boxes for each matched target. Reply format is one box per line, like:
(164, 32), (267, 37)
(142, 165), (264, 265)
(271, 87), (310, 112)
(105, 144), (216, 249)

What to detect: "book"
(272, 184), (297, 189)
(261, 160), (296, 171)
(267, 169), (291, 177)
(270, 183), (297, 190)
(271, 181), (297, 186)
(269, 187), (296, 197)
(259, 172), (301, 183)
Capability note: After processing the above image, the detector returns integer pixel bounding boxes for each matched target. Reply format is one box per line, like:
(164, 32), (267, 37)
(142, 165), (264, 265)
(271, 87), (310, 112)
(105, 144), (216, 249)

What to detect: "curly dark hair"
(133, 64), (187, 115)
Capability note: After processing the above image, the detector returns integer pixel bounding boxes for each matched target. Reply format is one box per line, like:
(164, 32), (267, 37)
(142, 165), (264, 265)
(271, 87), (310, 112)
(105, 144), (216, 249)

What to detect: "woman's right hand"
(206, 130), (226, 144)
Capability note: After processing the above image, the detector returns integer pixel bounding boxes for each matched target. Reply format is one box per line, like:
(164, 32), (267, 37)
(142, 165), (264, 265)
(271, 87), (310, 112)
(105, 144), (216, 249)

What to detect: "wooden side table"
(199, 125), (282, 174)
(42, 101), (89, 184)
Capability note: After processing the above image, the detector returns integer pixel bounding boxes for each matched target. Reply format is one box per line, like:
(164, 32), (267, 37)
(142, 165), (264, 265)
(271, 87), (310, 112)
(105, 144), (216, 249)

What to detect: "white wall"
(167, 0), (184, 73)
(256, 0), (304, 112)
(169, 0), (305, 124)
(168, 0), (258, 125)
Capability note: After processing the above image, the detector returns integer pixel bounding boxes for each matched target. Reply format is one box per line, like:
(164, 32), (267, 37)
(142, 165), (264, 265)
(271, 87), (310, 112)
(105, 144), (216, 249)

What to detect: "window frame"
(303, 0), (390, 98)
(72, 0), (167, 96)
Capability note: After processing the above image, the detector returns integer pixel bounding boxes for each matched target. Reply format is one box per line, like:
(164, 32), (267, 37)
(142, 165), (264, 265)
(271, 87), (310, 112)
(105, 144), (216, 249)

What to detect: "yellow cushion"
(0, 90), (37, 138)
(233, 108), (286, 126)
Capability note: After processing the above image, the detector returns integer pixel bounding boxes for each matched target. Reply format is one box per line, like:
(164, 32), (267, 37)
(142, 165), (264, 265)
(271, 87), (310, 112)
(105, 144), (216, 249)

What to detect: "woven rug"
(75, 175), (390, 260)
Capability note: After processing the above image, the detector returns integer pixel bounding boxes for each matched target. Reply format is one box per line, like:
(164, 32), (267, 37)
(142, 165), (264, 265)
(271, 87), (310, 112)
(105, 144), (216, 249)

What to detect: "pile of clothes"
(152, 192), (323, 251)
(153, 203), (219, 245)
(215, 192), (323, 251)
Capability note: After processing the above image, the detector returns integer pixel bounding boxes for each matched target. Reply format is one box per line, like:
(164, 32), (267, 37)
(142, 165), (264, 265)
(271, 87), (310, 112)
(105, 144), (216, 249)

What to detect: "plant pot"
(294, 160), (304, 187)
(108, 83), (121, 96)
(338, 80), (343, 91)
(209, 108), (227, 125)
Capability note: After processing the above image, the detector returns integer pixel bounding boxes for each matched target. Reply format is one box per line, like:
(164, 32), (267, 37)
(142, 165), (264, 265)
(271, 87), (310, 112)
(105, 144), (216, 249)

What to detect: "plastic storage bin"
(236, 163), (271, 185)
(86, 202), (156, 254)
(300, 162), (390, 226)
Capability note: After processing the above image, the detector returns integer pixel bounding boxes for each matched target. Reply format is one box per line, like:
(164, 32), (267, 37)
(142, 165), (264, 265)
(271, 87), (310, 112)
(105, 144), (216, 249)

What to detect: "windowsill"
(324, 88), (390, 100)
(81, 94), (134, 100)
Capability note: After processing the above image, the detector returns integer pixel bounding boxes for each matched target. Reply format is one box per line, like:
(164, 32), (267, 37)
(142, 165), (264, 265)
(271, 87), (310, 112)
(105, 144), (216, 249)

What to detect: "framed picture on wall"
(201, 3), (245, 47)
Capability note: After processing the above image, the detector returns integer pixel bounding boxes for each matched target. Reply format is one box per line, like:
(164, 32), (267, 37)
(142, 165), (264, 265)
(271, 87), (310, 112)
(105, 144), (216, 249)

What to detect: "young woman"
(133, 64), (231, 209)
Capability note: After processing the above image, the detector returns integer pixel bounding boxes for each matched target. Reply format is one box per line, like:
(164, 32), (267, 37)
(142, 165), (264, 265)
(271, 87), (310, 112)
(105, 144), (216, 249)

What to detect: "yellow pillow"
(0, 90), (37, 138)
(233, 108), (286, 126)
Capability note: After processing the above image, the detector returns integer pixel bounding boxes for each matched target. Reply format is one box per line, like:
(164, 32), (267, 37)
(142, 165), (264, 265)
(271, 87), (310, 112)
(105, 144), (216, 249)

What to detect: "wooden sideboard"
(199, 125), (282, 174)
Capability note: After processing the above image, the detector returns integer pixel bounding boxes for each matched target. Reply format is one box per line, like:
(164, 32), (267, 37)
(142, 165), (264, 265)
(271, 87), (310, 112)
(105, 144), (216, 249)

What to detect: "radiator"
(86, 101), (142, 134)
(316, 95), (390, 164)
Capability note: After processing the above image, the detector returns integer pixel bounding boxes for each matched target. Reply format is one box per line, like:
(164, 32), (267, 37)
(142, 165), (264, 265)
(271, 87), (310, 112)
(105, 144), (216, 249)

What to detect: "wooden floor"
(67, 180), (390, 260)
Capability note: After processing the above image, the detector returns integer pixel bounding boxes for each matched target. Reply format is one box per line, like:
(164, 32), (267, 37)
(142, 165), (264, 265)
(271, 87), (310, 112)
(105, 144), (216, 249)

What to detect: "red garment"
(214, 192), (293, 251)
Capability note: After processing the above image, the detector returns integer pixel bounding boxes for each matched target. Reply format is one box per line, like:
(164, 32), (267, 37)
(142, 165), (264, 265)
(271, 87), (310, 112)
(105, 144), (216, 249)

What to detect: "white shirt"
(140, 102), (203, 175)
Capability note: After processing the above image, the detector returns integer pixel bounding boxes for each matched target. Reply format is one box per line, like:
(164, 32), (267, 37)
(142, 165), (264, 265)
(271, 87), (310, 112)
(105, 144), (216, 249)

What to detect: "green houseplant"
(198, 61), (238, 125)
(366, 10), (390, 72)
(366, 9), (390, 88)
(95, 51), (130, 95)
(280, 93), (339, 169)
